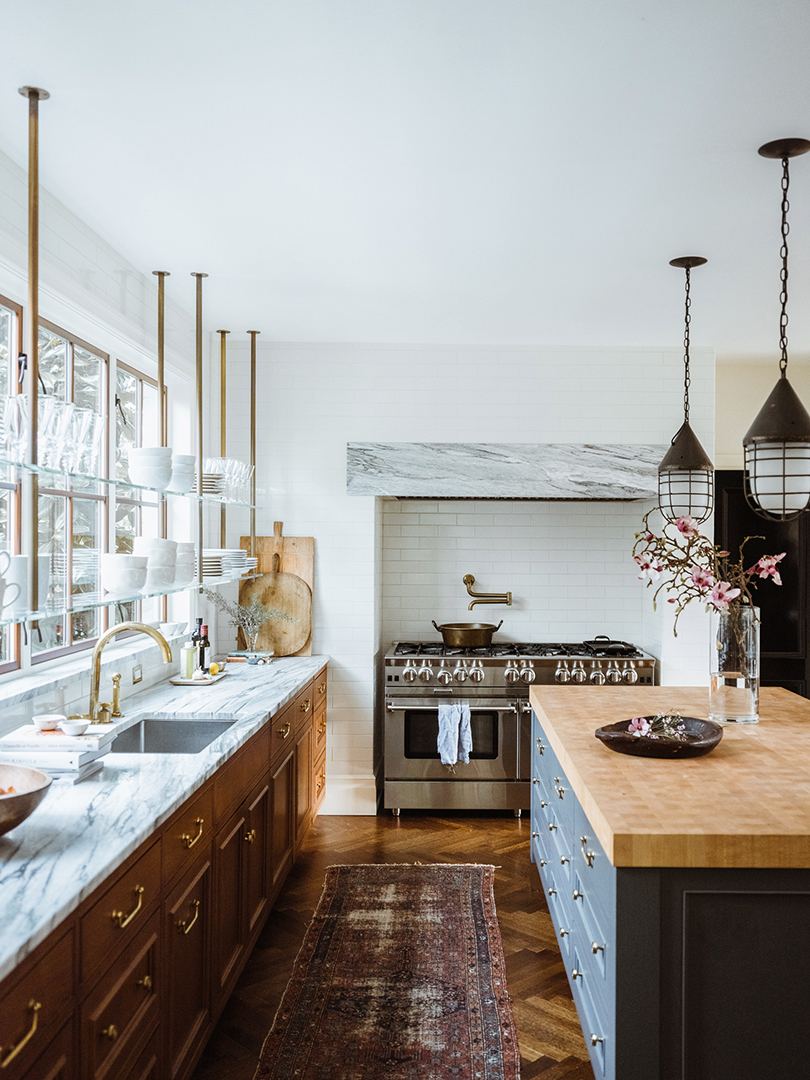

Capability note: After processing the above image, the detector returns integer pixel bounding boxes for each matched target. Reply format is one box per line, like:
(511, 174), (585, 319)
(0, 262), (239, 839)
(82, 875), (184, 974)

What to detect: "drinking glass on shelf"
(63, 408), (93, 473)
(79, 412), (105, 476)
(38, 396), (74, 471)
(3, 395), (28, 462)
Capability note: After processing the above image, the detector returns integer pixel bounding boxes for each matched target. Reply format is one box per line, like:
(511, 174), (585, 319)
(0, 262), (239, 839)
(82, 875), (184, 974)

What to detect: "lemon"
(209, 662), (220, 676)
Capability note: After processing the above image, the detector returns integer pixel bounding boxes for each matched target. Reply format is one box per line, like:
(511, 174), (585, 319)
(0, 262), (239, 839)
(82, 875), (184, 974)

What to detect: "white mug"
(4, 555), (49, 616)
(0, 575), (20, 613)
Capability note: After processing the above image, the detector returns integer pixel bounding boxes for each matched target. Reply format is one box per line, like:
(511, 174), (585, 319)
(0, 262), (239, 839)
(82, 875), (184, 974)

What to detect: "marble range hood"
(346, 442), (667, 500)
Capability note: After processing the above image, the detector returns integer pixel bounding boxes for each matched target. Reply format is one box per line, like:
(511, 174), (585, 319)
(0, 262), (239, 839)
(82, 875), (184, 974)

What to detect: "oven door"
(384, 697), (520, 781)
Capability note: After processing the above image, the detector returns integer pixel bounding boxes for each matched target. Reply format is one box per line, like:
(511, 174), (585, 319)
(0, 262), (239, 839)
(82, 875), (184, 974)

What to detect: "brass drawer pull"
(244, 829), (256, 844)
(181, 818), (204, 849)
(317, 682), (326, 694)
(137, 975), (153, 991)
(318, 718), (327, 737)
(177, 899), (201, 935)
(102, 1024), (119, 1041)
(300, 698), (311, 714)
(278, 722), (291, 740)
(0, 999), (41, 1068)
(111, 885), (144, 929)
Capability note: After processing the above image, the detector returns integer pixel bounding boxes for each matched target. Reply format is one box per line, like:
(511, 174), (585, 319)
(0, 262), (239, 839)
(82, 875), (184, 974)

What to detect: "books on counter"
(53, 760), (105, 784)
(0, 745), (108, 770)
(0, 723), (120, 753)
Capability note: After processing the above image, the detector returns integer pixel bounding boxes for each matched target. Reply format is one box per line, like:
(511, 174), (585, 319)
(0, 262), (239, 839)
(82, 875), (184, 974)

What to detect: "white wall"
(222, 341), (715, 814)
(715, 358), (810, 470)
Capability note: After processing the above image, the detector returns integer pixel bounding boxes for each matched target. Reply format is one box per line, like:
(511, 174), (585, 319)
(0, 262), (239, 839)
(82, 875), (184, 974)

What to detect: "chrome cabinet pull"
(580, 836), (595, 867)
(547, 887), (557, 897)
(181, 818), (204, 849)
(573, 889), (584, 901)
(177, 899), (201, 935)
(111, 885), (144, 929)
(560, 855), (570, 865)
(592, 942), (605, 955)
(540, 800), (548, 808)
(572, 968), (583, 980)
(591, 1035), (605, 1047)
(536, 738), (545, 754)
(548, 822), (557, 832)
(555, 783), (565, 799)
(0, 1000), (41, 1068)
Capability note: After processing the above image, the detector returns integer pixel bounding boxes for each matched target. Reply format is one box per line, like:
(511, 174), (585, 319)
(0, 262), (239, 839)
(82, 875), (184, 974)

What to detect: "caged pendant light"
(743, 138), (810, 520)
(658, 256), (713, 523)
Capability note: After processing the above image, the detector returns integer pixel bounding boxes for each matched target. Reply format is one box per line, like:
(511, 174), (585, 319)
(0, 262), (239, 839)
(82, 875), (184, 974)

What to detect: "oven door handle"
(385, 701), (519, 713)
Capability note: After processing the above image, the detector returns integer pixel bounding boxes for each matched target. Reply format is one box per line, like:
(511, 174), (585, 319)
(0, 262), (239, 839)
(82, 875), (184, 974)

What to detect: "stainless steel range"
(383, 638), (656, 815)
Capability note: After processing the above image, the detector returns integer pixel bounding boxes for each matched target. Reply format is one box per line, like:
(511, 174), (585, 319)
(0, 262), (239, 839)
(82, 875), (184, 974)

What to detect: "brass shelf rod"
(218, 330), (229, 549)
(247, 331), (260, 560)
(152, 271), (170, 557)
(191, 273), (208, 591)
(19, 86), (49, 616)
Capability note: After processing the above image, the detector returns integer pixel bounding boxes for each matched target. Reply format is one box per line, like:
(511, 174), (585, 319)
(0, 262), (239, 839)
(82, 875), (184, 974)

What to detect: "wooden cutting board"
(240, 523), (314, 656)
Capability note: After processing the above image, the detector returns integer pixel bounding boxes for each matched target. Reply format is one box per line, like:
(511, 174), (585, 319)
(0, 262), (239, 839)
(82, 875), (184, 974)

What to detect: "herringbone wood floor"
(191, 813), (595, 1080)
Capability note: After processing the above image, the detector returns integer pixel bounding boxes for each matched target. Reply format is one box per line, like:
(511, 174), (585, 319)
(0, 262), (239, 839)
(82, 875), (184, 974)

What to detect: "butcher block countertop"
(529, 685), (810, 869)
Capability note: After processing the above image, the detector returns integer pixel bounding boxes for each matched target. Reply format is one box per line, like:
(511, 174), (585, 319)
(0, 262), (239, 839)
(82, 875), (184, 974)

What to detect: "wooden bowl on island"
(594, 716), (723, 759)
(0, 765), (52, 837)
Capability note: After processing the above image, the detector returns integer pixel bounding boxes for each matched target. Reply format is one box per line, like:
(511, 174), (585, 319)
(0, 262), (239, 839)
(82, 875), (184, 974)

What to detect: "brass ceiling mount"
(758, 138), (810, 159)
(669, 257), (708, 270)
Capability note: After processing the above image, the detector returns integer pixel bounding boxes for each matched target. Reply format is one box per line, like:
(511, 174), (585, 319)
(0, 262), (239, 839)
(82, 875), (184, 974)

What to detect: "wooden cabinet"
(164, 848), (212, 1080)
(0, 663), (327, 1080)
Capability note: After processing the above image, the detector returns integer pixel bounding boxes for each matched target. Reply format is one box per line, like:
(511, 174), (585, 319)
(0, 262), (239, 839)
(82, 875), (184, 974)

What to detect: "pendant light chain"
(682, 266), (692, 424)
(779, 154), (791, 373)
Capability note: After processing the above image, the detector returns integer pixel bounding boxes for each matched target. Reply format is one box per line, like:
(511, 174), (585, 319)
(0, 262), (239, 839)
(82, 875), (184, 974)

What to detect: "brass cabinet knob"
(137, 974), (153, 991)
(244, 828), (257, 844)
(102, 1024), (119, 1041)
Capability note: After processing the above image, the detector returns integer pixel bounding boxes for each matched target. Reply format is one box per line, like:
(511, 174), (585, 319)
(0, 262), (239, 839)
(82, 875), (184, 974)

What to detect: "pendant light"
(743, 138), (810, 520)
(657, 256), (713, 523)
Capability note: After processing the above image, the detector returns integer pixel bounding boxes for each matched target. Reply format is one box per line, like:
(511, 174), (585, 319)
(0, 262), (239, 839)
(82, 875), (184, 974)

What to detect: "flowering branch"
(203, 588), (295, 647)
(632, 511), (785, 635)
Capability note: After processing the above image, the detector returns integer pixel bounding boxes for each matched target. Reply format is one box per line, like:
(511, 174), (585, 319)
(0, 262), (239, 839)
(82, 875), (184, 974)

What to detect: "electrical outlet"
(132, 664), (143, 685)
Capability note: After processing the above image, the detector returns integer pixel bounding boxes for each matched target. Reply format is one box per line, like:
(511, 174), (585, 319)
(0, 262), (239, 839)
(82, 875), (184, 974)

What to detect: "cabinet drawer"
(314, 670), (327, 707)
(0, 931), (73, 1080)
(80, 840), (161, 984)
(574, 802), (616, 924)
(80, 910), (159, 1080)
(538, 859), (573, 961)
(162, 785), (213, 886)
(314, 705), (327, 756)
(291, 683), (315, 732)
(213, 725), (269, 823)
(570, 872), (614, 1016)
(115, 1025), (159, 1080)
(314, 749), (326, 811)
(269, 705), (297, 763)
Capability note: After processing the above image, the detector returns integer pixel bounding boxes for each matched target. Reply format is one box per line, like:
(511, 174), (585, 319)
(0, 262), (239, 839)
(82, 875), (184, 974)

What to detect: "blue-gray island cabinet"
(529, 684), (810, 1080)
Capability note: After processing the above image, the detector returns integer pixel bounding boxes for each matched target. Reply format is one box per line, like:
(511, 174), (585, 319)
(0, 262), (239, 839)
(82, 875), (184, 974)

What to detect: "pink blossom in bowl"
(628, 716), (651, 737)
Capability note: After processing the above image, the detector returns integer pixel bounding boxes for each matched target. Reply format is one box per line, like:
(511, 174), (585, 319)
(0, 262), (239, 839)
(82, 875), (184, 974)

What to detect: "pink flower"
(690, 564), (714, 592)
(747, 552), (786, 586)
(634, 555), (662, 582)
(676, 516), (700, 538)
(709, 581), (741, 611)
(628, 716), (651, 737)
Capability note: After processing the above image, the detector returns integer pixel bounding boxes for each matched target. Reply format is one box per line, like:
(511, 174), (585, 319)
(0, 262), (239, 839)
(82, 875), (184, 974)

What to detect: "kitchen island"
(0, 656), (327, 1080)
(529, 685), (810, 1080)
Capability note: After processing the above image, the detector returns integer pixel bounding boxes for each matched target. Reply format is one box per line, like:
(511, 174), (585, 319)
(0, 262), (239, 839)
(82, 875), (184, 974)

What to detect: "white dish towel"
(437, 701), (473, 766)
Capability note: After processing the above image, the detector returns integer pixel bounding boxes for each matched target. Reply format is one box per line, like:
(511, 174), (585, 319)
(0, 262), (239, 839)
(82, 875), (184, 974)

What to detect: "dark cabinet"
(715, 470), (808, 695)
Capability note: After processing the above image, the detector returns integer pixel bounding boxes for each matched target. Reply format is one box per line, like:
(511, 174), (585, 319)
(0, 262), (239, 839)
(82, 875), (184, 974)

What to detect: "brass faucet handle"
(111, 673), (123, 718)
(97, 703), (113, 725)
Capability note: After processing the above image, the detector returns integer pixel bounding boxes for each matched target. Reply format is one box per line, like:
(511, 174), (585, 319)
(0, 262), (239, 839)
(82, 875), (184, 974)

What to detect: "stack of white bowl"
(127, 446), (173, 490)
(166, 454), (196, 494)
(100, 553), (148, 597)
(133, 537), (177, 592)
(174, 542), (196, 586)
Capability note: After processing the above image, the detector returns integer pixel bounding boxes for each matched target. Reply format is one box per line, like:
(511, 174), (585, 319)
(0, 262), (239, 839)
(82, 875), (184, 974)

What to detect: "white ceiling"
(3, 0), (810, 358)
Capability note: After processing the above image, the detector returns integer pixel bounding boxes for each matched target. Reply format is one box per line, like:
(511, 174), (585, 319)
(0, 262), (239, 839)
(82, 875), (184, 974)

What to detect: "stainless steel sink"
(110, 718), (238, 755)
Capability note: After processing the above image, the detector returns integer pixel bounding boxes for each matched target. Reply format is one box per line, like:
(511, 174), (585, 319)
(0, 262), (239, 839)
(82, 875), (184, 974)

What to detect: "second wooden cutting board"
(240, 522), (314, 656)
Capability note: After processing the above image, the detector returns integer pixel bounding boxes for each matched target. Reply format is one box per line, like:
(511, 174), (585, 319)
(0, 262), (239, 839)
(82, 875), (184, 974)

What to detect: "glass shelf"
(0, 457), (255, 508)
(0, 573), (259, 628)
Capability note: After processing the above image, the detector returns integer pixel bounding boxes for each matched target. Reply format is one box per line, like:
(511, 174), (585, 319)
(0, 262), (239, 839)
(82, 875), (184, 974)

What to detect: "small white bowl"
(176, 542), (196, 554)
(133, 537), (178, 554)
(59, 719), (89, 736)
(128, 464), (173, 490)
(128, 445), (172, 460)
(32, 714), (65, 731)
(172, 454), (196, 465)
(145, 565), (175, 591)
(159, 622), (184, 637)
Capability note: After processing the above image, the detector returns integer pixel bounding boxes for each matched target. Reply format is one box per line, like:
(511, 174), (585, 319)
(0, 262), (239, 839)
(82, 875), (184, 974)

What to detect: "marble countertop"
(0, 655), (328, 983)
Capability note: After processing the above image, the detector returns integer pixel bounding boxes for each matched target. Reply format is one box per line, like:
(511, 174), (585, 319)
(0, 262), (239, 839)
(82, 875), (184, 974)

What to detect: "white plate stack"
(196, 549), (253, 580)
(200, 473), (227, 497)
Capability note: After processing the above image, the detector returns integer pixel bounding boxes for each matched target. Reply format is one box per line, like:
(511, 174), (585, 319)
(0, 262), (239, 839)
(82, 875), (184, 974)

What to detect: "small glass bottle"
(199, 624), (211, 674)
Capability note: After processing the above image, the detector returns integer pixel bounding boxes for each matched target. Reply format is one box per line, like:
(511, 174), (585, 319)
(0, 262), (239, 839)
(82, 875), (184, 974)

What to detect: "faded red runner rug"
(253, 863), (520, 1079)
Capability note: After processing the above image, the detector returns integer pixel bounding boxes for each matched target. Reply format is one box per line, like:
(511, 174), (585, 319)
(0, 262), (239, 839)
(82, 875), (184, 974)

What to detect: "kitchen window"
(0, 295), (21, 674)
(32, 321), (109, 662)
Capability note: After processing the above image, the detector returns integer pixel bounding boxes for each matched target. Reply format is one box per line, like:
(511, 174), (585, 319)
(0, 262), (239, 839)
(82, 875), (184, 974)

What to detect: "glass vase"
(709, 605), (760, 724)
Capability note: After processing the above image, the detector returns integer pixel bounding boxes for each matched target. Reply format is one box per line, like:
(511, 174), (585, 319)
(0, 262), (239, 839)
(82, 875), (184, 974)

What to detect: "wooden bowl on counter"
(594, 716), (723, 759)
(0, 765), (52, 837)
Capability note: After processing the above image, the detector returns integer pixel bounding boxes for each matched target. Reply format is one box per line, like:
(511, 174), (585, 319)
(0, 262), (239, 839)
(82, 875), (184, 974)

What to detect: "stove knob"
(570, 665), (586, 685)
(469, 663), (485, 684)
(590, 668), (606, 686)
(436, 664), (452, 685)
(606, 666), (622, 685)
(520, 663), (536, 684)
(402, 663), (417, 683)
(454, 663), (468, 682)
(418, 662), (433, 683)
(623, 663), (639, 684)
(504, 662), (520, 684)
(555, 664), (571, 684)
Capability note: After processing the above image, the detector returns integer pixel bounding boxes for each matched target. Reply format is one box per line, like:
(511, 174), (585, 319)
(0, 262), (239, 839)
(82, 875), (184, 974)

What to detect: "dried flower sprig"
(632, 510), (785, 635)
(203, 589), (296, 649)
